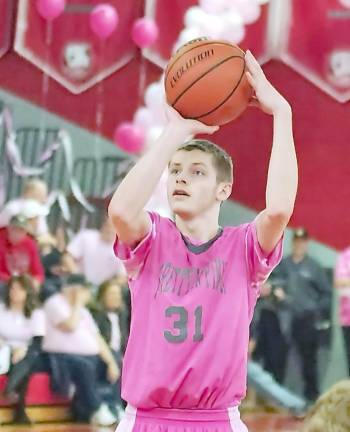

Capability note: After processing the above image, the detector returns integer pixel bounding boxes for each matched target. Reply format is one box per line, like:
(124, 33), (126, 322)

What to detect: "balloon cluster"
(36, 1), (159, 46)
(115, 0), (264, 154)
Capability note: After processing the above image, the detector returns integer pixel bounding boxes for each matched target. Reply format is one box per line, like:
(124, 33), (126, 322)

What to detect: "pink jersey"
(114, 212), (283, 410)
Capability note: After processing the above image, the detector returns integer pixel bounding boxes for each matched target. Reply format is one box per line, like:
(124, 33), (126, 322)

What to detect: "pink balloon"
(132, 18), (159, 49)
(90, 4), (119, 40)
(114, 123), (145, 154)
(36, 0), (66, 20)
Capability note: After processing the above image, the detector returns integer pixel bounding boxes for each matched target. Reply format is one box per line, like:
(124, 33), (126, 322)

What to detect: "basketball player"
(109, 51), (297, 431)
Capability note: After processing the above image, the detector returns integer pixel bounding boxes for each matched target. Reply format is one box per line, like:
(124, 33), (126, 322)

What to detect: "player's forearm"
(109, 124), (188, 221)
(265, 105), (298, 218)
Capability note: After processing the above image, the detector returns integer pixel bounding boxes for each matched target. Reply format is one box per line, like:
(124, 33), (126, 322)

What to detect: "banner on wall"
(279, 0), (350, 102)
(14, 0), (139, 94)
(0, 0), (15, 59)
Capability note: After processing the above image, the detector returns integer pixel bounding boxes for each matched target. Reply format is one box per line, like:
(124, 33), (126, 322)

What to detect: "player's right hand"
(165, 104), (219, 137)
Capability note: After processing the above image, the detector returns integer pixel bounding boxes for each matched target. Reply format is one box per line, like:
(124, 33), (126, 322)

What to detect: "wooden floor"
(0, 413), (302, 432)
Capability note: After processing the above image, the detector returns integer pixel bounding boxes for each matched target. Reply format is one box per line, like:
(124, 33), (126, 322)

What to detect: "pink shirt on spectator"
(0, 304), (45, 348)
(43, 293), (100, 355)
(335, 247), (350, 326)
(113, 212), (283, 409)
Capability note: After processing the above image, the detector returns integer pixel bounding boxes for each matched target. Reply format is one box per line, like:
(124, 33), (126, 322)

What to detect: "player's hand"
(107, 361), (120, 383)
(165, 104), (219, 137)
(245, 50), (291, 115)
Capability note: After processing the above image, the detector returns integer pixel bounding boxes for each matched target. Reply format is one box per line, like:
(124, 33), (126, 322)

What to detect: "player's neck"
(175, 210), (220, 243)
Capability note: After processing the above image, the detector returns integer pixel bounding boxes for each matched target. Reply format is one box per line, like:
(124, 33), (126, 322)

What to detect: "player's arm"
(245, 50), (298, 254)
(108, 107), (218, 247)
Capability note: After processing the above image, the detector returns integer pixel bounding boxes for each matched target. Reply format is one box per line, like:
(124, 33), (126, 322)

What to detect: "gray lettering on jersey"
(155, 258), (226, 298)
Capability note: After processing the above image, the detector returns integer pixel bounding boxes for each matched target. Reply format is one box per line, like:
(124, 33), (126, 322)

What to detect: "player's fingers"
(248, 95), (260, 109)
(245, 50), (264, 77)
(203, 125), (220, 135)
(246, 71), (256, 89)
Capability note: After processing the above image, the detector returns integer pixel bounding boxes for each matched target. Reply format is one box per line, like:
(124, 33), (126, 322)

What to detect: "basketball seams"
(164, 41), (244, 86)
(194, 58), (248, 121)
(171, 55), (245, 109)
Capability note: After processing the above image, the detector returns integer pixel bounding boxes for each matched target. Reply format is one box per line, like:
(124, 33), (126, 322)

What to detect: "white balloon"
(176, 27), (203, 48)
(144, 82), (165, 110)
(199, 14), (225, 39)
(200, 0), (228, 14)
(133, 107), (154, 131)
(220, 22), (246, 44)
(184, 7), (208, 28)
(225, 10), (244, 28)
(234, 0), (261, 24)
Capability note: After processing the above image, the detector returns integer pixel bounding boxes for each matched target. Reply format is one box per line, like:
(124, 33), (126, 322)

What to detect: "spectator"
(0, 215), (44, 298)
(42, 274), (120, 426)
(334, 247), (350, 374)
(0, 179), (49, 236)
(272, 228), (332, 402)
(67, 217), (125, 286)
(40, 249), (75, 301)
(92, 278), (129, 354)
(251, 279), (290, 384)
(91, 279), (129, 412)
(0, 275), (46, 424)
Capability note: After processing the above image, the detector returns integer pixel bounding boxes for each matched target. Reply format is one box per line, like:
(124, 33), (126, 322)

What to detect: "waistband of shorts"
(126, 404), (240, 421)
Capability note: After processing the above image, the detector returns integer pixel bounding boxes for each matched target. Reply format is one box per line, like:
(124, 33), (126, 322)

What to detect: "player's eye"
(194, 170), (204, 176)
(170, 168), (180, 175)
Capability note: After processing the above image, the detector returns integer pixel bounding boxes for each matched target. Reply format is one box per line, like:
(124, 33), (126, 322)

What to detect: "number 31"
(164, 306), (203, 343)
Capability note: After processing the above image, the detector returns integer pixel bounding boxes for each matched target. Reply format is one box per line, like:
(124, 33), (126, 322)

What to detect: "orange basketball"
(164, 38), (253, 126)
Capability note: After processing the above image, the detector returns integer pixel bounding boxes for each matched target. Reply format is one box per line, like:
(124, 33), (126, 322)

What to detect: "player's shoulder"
(149, 211), (178, 235)
(223, 221), (253, 238)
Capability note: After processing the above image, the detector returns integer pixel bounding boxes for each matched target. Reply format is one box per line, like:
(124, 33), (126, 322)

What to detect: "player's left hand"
(245, 50), (291, 115)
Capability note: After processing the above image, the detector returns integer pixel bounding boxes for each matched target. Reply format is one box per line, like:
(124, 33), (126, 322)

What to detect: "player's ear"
(217, 182), (232, 201)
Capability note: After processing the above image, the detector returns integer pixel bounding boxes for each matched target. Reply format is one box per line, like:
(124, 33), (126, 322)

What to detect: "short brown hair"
(177, 139), (233, 183)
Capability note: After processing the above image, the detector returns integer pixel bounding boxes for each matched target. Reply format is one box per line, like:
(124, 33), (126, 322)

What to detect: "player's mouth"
(173, 189), (190, 197)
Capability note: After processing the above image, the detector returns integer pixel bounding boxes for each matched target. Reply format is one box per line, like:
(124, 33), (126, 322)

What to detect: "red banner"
(280, 0), (350, 102)
(14, 0), (141, 94)
(0, 0), (15, 59)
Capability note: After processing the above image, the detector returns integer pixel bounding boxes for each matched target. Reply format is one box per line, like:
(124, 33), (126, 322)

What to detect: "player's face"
(167, 150), (224, 218)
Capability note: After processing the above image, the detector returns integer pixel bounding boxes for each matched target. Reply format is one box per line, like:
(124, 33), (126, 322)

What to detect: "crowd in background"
(0, 178), (129, 426)
(0, 177), (349, 429)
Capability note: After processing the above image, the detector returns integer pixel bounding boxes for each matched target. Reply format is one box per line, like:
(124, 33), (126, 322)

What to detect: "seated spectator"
(0, 275), (46, 424)
(0, 179), (49, 236)
(43, 274), (120, 426)
(67, 217), (125, 286)
(40, 249), (75, 301)
(0, 215), (44, 298)
(92, 278), (129, 354)
(302, 380), (350, 432)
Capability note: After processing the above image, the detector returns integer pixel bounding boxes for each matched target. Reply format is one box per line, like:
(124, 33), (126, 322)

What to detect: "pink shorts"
(116, 404), (248, 432)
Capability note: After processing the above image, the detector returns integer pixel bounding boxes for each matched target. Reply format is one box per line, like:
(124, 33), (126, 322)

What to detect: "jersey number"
(164, 306), (204, 343)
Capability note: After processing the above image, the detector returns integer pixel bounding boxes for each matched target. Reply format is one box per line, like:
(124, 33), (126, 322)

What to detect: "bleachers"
(0, 373), (71, 424)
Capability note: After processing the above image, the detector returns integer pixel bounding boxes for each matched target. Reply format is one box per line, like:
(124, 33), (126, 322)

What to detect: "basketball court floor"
(0, 413), (302, 432)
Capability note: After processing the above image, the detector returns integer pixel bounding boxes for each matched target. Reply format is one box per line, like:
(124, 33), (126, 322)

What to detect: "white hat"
(19, 199), (49, 219)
